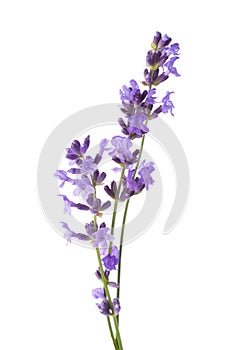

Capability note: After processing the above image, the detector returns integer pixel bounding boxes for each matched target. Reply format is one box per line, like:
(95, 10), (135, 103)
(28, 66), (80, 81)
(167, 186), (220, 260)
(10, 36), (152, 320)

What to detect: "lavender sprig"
(116, 32), (180, 318)
(55, 31), (180, 350)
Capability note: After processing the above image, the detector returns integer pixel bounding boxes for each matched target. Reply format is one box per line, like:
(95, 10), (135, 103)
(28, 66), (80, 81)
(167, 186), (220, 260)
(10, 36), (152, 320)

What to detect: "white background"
(0, 1), (228, 349)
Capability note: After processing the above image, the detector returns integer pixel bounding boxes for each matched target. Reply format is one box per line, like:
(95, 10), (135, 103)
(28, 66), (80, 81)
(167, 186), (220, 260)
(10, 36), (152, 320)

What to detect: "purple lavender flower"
(91, 227), (114, 255)
(66, 135), (90, 161)
(93, 170), (106, 185)
(98, 139), (110, 156)
(151, 31), (162, 50)
(118, 117), (128, 136)
(73, 176), (94, 200)
(109, 136), (138, 166)
(58, 195), (78, 214)
(92, 288), (106, 300)
(145, 88), (157, 105)
(80, 156), (98, 175)
(60, 222), (90, 244)
(163, 43), (180, 56)
(58, 194), (90, 214)
(152, 72), (169, 86)
(151, 105), (162, 119)
(55, 170), (74, 188)
(113, 298), (121, 314)
(144, 68), (152, 85)
(96, 299), (112, 316)
(111, 245), (119, 258)
(146, 50), (168, 70)
(95, 267), (110, 281)
(157, 34), (172, 49)
(67, 167), (81, 175)
(108, 281), (119, 288)
(162, 91), (175, 116)
(165, 57), (180, 77)
(127, 113), (149, 138)
(120, 80), (147, 107)
(86, 194), (111, 215)
(124, 169), (144, 193)
(104, 181), (118, 199)
(143, 32), (180, 88)
(85, 220), (97, 236)
(120, 101), (135, 117)
(120, 79), (139, 103)
(94, 139), (111, 164)
(119, 185), (134, 202)
(139, 160), (155, 190)
(102, 253), (119, 271)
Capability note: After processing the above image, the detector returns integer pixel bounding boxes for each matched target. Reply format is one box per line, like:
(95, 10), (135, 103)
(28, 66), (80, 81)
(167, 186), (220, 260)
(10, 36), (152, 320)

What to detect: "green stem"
(116, 198), (130, 300)
(93, 215), (118, 348)
(116, 120), (149, 323)
(109, 165), (126, 253)
(107, 317), (119, 349)
(96, 248), (123, 350)
(91, 170), (123, 348)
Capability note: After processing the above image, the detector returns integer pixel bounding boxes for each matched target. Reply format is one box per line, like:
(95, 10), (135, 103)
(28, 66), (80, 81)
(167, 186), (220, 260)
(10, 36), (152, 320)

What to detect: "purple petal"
(87, 193), (94, 206)
(97, 299), (112, 316)
(108, 282), (119, 288)
(100, 201), (111, 211)
(76, 233), (90, 241)
(80, 135), (90, 154)
(67, 168), (81, 174)
(104, 185), (115, 199)
(97, 172), (106, 183)
(92, 288), (106, 300)
(113, 298), (121, 314)
(75, 203), (90, 211)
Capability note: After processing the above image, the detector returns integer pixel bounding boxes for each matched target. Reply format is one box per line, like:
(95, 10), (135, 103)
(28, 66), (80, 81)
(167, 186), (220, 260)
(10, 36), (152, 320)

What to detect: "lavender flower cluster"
(55, 31), (180, 319)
